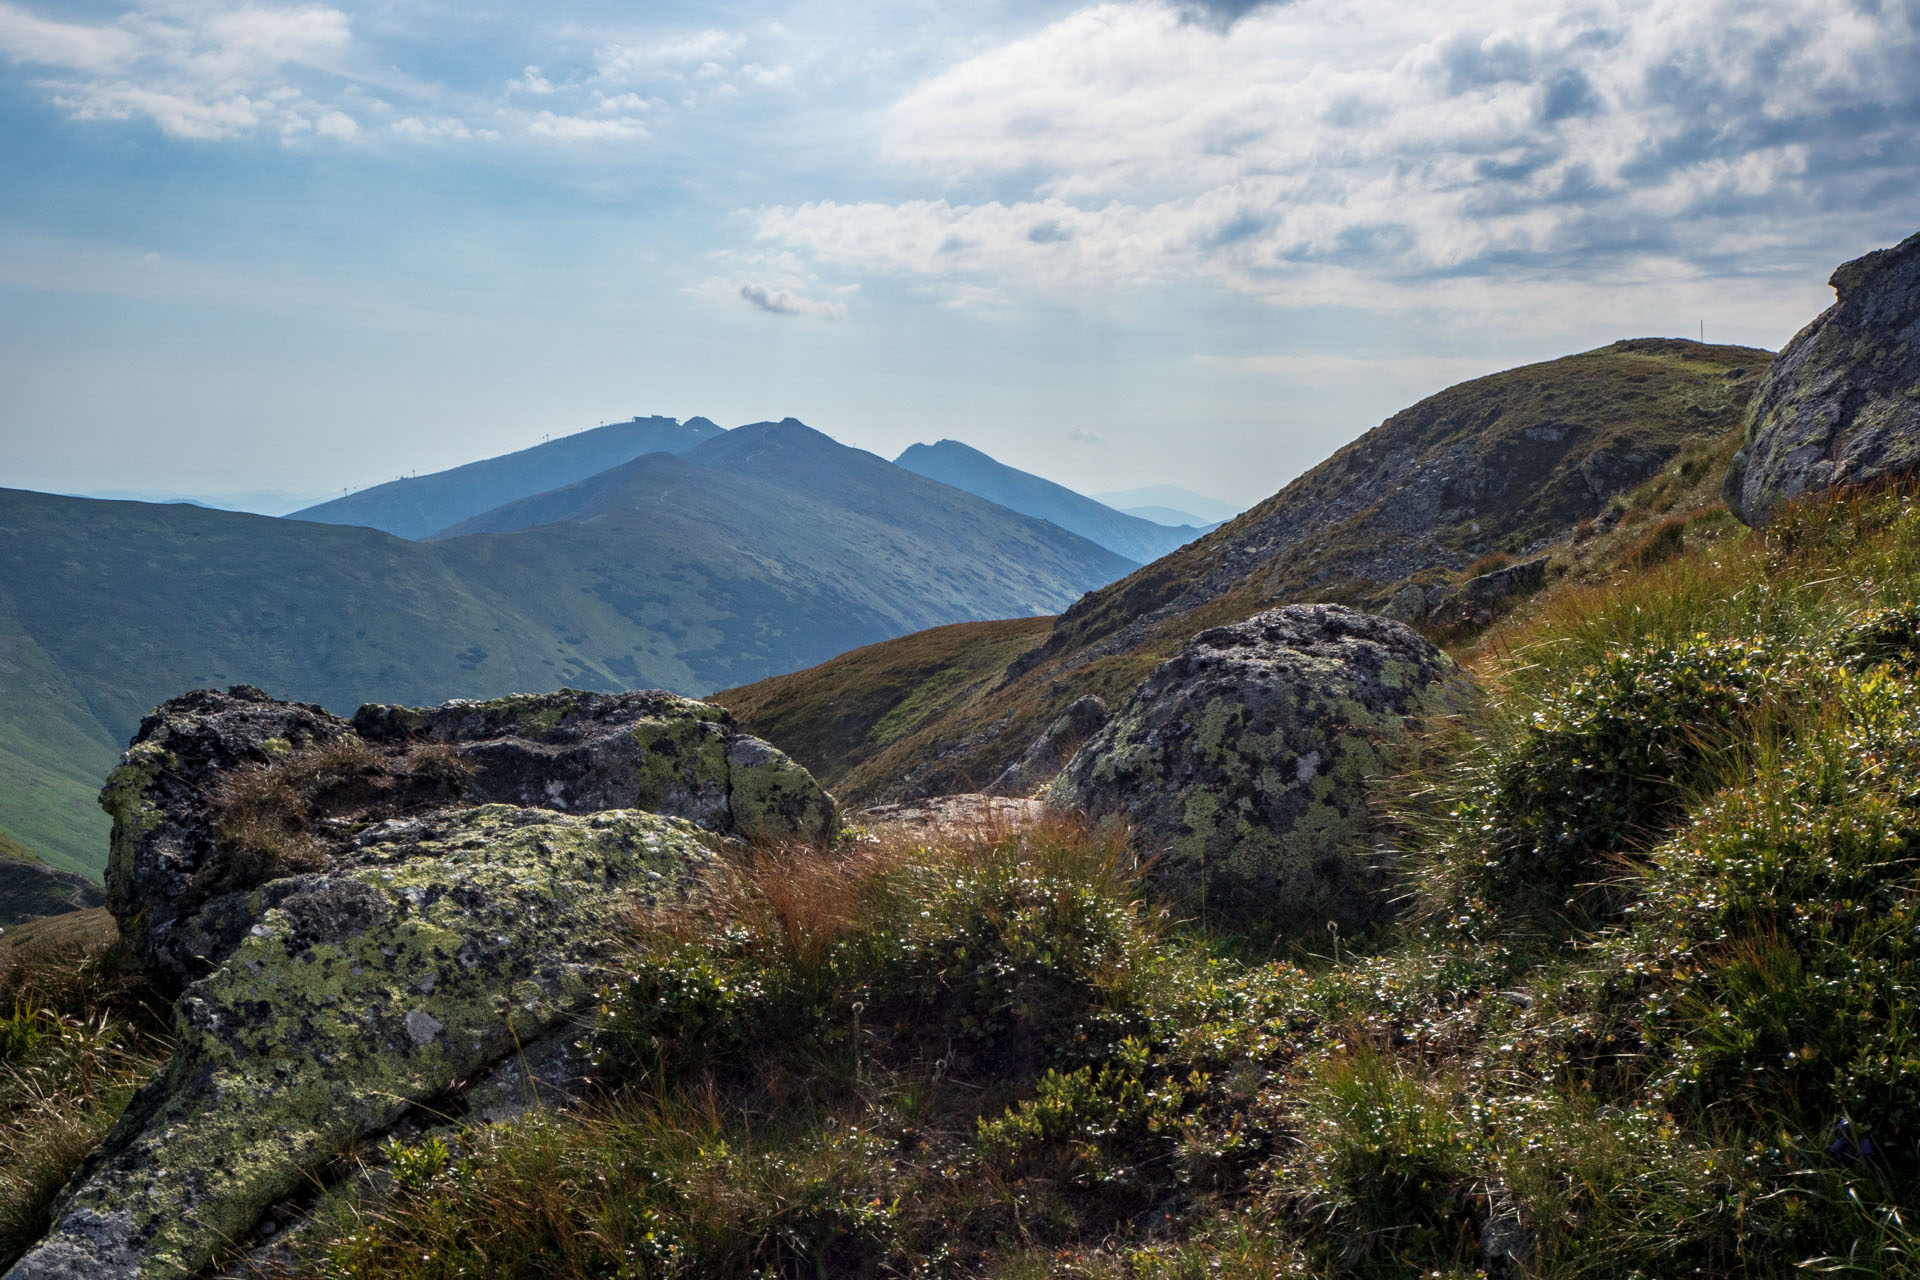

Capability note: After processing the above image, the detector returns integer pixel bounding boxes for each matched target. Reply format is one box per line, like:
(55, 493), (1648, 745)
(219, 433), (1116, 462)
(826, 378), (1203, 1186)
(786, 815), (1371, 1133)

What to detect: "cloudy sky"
(2, 0), (1916, 510)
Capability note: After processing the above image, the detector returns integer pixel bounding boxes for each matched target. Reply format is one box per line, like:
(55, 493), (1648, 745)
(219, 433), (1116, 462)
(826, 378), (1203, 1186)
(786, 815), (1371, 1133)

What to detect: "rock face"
(103, 685), (835, 991)
(1047, 605), (1464, 929)
(1728, 232), (1920, 526)
(986, 695), (1109, 796)
(7, 685), (836, 1280)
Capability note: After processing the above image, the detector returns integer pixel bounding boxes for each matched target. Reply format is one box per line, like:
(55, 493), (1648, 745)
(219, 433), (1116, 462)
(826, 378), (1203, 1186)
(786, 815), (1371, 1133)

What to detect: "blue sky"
(2, 0), (1917, 511)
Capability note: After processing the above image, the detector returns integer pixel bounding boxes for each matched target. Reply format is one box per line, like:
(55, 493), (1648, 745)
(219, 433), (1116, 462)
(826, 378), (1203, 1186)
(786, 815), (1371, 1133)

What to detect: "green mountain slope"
(0, 430), (1132, 873)
(724, 338), (1771, 802)
(289, 415), (722, 538)
(0, 828), (104, 925)
(894, 439), (1205, 562)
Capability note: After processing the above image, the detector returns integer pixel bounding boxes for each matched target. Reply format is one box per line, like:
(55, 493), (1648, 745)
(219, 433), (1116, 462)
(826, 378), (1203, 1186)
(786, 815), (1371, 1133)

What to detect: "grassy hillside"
(895, 439), (1205, 563)
(712, 616), (1055, 790)
(0, 830), (102, 926)
(0, 447), (1130, 875)
(289, 415), (722, 538)
(27, 479), (1895, 1278)
(727, 339), (1771, 803)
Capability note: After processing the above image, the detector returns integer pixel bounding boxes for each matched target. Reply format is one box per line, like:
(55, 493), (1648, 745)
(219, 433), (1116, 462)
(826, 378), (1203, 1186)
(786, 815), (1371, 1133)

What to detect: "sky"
(1, 0), (1917, 512)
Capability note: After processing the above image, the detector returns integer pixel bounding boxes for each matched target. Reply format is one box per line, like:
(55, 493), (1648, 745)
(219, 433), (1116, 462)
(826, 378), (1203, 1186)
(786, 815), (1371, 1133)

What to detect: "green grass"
(208, 481), (1920, 1280)
(0, 915), (166, 1265)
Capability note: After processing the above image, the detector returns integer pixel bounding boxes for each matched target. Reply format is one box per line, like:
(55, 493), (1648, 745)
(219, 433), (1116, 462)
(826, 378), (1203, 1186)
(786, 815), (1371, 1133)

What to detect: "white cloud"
(0, 0), (357, 140)
(520, 109), (649, 141)
(750, 0), (1920, 324)
(1067, 428), (1106, 445)
(595, 29), (745, 83)
(739, 281), (848, 321)
(313, 107), (355, 138)
(510, 64), (554, 95)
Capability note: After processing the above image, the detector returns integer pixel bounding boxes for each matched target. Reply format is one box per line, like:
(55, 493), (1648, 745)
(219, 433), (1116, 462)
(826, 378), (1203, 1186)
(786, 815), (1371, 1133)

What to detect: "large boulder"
(5, 685), (836, 1280)
(102, 685), (835, 990)
(9, 806), (716, 1280)
(1727, 231), (1920, 525)
(1047, 605), (1466, 929)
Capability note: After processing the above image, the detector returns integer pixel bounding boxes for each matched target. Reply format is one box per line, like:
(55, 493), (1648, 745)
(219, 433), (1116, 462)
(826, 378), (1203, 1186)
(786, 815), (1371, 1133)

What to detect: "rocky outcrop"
(1728, 232), (1920, 525)
(986, 695), (1109, 796)
(6, 685), (836, 1280)
(103, 686), (835, 991)
(1047, 605), (1465, 929)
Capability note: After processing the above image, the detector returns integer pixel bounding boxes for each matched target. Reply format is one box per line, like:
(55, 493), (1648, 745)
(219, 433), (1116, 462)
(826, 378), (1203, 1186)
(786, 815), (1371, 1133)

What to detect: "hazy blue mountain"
(1122, 505), (1223, 531)
(1092, 484), (1242, 525)
(893, 439), (1207, 563)
(0, 431), (1129, 875)
(289, 416), (724, 539)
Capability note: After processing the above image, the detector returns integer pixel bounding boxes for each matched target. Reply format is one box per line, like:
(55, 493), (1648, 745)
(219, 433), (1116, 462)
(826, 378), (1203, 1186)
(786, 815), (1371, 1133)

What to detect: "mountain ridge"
(289, 415), (723, 539)
(894, 438), (1206, 563)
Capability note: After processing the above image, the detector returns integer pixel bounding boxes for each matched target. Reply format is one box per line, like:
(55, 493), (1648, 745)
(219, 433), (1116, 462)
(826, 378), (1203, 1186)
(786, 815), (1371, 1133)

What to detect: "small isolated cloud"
(313, 108), (356, 139)
(739, 281), (847, 321)
(1068, 428), (1107, 445)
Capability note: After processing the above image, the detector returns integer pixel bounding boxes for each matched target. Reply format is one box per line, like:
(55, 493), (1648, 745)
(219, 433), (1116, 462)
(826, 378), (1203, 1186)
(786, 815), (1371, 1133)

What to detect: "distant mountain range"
(1091, 484), (1242, 527)
(0, 418), (1132, 876)
(289, 415), (724, 538)
(894, 440), (1209, 563)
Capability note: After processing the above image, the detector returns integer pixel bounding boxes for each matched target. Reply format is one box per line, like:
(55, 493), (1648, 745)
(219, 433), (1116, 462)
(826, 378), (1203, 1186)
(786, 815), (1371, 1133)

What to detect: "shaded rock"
(1457, 556), (1549, 609)
(856, 794), (1048, 836)
(1728, 231), (1920, 525)
(101, 685), (835, 990)
(8, 805), (716, 1280)
(1377, 582), (1431, 624)
(985, 695), (1109, 795)
(1047, 604), (1466, 929)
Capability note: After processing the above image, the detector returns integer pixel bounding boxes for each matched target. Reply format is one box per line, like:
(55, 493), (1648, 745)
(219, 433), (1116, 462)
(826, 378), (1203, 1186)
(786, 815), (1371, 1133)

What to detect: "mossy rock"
(1047, 605), (1467, 931)
(100, 686), (836, 990)
(8, 805), (715, 1280)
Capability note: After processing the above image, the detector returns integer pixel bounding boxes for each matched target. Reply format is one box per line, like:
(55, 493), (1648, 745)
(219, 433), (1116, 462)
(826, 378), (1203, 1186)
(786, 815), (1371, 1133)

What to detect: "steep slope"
(289, 415), (723, 538)
(894, 439), (1206, 562)
(0, 828), (103, 925)
(724, 339), (1771, 803)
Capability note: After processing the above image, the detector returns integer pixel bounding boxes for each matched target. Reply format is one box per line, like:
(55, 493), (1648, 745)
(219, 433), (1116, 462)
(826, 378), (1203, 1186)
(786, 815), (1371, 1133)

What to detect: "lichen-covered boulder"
(102, 685), (835, 990)
(7, 805), (716, 1280)
(986, 695), (1110, 796)
(1727, 231), (1920, 526)
(1047, 604), (1466, 929)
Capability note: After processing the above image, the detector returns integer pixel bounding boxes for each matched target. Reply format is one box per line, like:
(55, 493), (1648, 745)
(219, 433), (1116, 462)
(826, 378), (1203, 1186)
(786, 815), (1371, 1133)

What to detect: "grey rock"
(985, 695), (1110, 795)
(9, 804), (717, 1280)
(1456, 556), (1549, 610)
(1729, 231), (1920, 525)
(1046, 604), (1467, 929)
(100, 685), (835, 991)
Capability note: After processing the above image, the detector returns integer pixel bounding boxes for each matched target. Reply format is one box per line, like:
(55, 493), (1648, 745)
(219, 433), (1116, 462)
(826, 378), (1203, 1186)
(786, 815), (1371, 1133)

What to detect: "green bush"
(1442, 638), (1780, 924)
